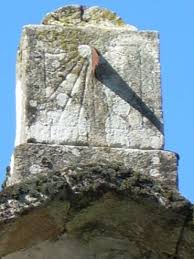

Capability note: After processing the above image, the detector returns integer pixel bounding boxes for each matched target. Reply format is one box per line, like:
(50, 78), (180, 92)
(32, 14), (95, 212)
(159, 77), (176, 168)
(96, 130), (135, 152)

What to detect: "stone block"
(15, 14), (163, 149)
(0, 177), (191, 258)
(6, 143), (177, 188)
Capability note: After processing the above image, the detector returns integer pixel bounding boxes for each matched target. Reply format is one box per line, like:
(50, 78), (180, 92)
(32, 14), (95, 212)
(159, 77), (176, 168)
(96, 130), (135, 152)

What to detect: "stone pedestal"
(7, 143), (177, 189)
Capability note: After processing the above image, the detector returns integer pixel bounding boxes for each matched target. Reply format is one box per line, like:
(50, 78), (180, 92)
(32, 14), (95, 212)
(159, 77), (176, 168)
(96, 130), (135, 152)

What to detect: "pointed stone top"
(42, 5), (137, 30)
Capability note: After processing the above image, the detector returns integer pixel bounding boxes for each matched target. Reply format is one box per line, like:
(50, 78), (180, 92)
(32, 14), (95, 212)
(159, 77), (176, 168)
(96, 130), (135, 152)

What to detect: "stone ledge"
(0, 165), (192, 258)
(6, 144), (177, 188)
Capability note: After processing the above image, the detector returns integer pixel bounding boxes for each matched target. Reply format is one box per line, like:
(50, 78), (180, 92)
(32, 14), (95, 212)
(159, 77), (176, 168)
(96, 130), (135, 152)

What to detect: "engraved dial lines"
(42, 45), (97, 144)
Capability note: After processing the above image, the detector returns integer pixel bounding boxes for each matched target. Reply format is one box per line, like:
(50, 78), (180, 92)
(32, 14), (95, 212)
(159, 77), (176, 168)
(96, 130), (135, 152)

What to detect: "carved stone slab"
(15, 6), (163, 149)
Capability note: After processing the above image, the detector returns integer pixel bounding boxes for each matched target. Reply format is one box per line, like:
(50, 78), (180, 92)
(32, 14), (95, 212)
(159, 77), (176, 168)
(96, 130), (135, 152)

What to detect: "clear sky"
(0, 0), (193, 203)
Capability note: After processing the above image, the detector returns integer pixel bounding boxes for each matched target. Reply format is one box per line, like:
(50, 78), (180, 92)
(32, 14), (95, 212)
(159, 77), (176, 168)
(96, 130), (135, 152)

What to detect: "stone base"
(0, 182), (192, 259)
(2, 219), (192, 259)
(6, 144), (178, 188)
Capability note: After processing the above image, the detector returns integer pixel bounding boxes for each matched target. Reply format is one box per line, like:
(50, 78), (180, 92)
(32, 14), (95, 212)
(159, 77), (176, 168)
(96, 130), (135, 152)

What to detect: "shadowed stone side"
(0, 167), (193, 258)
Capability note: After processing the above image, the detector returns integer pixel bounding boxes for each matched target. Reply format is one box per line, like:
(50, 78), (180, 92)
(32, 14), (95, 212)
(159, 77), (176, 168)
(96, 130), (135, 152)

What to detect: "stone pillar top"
(42, 5), (137, 30)
(15, 6), (164, 149)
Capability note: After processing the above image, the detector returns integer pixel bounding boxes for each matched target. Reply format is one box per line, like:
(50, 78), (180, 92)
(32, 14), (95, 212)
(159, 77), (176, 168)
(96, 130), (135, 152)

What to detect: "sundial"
(4, 5), (173, 189)
(15, 5), (163, 149)
(0, 7), (187, 259)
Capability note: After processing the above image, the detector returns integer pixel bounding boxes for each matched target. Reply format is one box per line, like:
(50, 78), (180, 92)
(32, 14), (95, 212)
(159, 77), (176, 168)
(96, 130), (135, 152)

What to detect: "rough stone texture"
(15, 8), (163, 149)
(6, 143), (177, 188)
(42, 5), (137, 30)
(1, 5), (193, 259)
(0, 168), (193, 258)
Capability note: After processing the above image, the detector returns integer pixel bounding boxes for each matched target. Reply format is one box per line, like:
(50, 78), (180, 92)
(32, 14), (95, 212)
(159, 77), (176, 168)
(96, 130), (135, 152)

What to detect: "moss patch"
(0, 163), (193, 257)
(42, 6), (126, 27)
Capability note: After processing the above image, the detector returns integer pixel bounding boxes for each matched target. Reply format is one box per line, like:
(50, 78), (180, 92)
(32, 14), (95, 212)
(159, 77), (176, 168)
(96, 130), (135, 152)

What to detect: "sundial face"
(16, 8), (163, 149)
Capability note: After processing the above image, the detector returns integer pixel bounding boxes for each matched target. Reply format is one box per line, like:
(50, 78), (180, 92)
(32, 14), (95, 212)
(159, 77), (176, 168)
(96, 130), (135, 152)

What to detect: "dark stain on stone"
(41, 157), (53, 169)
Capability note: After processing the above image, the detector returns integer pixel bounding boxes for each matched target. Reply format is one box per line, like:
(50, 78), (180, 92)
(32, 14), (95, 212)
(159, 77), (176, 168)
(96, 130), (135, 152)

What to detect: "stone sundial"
(1, 6), (193, 259)
(15, 5), (163, 149)
(5, 5), (172, 187)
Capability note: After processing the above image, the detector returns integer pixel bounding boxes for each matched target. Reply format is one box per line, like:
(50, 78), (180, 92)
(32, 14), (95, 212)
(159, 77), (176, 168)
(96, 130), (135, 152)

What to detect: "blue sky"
(0, 0), (193, 203)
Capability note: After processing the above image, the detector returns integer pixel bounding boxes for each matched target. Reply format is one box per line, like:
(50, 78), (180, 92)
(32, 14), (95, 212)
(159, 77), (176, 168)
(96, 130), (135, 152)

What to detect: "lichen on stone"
(42, 5), (137, 30)
(1, 4), (193, 258)
(0, 157), (193, 258)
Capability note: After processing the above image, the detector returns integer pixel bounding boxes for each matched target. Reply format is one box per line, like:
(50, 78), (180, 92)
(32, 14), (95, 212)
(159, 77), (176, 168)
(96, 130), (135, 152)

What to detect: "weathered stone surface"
(42, 5), (137, 30)
(1, 5), (193, 259)
(6, 143), (177, 188)
(0, 167), (192, 258)
(178, 211), (194, 259)
(15, 15), (163, 149)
